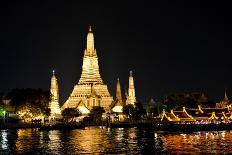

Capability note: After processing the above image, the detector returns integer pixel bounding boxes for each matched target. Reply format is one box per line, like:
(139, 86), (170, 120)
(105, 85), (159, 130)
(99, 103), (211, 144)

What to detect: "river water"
(1, 127), (232, 154)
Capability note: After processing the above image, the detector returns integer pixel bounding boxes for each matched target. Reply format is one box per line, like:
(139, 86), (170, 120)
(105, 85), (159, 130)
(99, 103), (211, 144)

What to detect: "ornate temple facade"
(126, 71), (136, 105)
(61, 26), (113, 112)
(49, 71), (61, 116)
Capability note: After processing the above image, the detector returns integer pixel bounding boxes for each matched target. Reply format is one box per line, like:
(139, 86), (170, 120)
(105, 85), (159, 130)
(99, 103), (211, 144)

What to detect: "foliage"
(7, 88), (51, 118)
(83, 116), (93, 122)
(133, 102), (146, 120)
(123, 104), (134, 116)
(163, 93), (209, 111)
(202, 100), (216, 108)
(89, 106), (105, 122)
(123, 102), (146, 120)
(147, 100), (164, 117)
(0, 107), (5, 118)
(62, 108), (80, 122)
(0, 92), (6, 117)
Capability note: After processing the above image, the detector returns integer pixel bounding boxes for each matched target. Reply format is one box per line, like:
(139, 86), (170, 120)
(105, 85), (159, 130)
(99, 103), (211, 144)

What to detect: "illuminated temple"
(61, 26), (113, 113)
(110, 78), (124, 113)
(126, 71), (136, 105)
(161, 91), (232, 124)
(49, 71), (61, 116)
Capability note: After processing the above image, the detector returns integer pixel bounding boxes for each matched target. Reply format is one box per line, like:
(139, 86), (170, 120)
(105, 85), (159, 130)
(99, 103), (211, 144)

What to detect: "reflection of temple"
(61, 26), (113, 112)
(49, 71), (61, 116)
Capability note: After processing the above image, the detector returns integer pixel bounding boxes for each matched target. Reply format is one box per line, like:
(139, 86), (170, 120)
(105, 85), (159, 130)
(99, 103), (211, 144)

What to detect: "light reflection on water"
(0, 130), (8, 150)
(161, 131), (232, 154)
(1, 127), (232, 154)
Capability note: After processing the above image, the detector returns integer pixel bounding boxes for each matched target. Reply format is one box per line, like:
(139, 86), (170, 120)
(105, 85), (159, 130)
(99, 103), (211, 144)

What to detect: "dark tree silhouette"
(89, 106), (105, 122)
(7, 88), (51, 118)
(123, 104), (134, 119)
(61, 108), (80, 122)
(123, 102), (146, 120)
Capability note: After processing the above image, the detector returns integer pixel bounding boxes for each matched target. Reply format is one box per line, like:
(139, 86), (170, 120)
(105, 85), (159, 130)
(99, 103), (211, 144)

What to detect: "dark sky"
(0, 1), (231, 104)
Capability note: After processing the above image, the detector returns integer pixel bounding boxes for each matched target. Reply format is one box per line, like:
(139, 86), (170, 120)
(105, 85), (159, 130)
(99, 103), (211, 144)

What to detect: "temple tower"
(216, 89), (230, 108)
(61, 26), (113, 112)
(224, 89), (229, 102)
(49, 70), (61, 115)
(116, 78), (122, 101)
(110, 78), (123, 113)
(78, 26), (103, 84)
(126, 71), (136, 105)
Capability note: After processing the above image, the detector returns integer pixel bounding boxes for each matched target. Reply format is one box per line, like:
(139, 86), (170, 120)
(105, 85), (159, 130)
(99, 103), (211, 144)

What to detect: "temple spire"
(51, 70), (58, 93)
(78, 26), (103, 84)
(129, 71), (135, 90)
(49, 70), (61, 115)
(61, 27), (113, 112)
(224, 89), (229, 101)
(126, 70), (136, 105)
(87, 25), (94, 51)
(116, 78), (122, 101)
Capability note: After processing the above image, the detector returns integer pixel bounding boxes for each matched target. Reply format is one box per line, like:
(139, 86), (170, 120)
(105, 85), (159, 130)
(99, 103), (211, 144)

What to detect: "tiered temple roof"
(162, 105), (232, 123)
(61, 27), (113, 113)
(162, 91), (232, 123)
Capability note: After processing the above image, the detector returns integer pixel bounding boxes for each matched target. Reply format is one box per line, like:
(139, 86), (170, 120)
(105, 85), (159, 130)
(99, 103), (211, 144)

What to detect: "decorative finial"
(224, 88), (228, 100)
(117, 78), (120, 81)
(89, 25), (92, 32)
(52, 70), (55, 75)
(130, 70), (133, 76)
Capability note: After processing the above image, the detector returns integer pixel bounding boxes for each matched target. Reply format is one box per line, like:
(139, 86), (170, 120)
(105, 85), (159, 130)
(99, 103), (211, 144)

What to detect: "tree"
(62, 108), (80, 122)
(123, 104), (134, 119)
(149, 100), (164, 117)
(0, 92), (6, 118)
(163, 93), (212, 112)
(7, 88), (51, 119)
(164, 94), (182, 111)
(0, 106), (5, 118)
(133, 102), (146, 120)
(89, 106), (105, 122)
(123, 102), (146, 120)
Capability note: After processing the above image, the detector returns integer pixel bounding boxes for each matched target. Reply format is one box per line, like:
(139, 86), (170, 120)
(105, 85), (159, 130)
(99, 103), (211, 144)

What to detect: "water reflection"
(16, 129), (41, 154)
(136, 127), (165, 154)
(0, 130), (8, 150)
(39, 130), (62, 154)
(1, 128), (232, 154)
(160, 131), (232, 154)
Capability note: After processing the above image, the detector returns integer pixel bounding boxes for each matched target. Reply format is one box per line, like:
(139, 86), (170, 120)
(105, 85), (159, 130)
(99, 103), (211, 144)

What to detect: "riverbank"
(0, 122), (85, 130)
(0, 122), (36, 129)
(160, 123), (232, 132)
(2, 121), (232, 133)
(107, 120), (159, 128)
(39, 123), (85, 130)
(0, 120), (158, 130)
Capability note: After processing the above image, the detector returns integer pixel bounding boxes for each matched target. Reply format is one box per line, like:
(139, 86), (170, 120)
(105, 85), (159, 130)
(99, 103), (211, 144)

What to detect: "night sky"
(0, 1), (231, 104)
